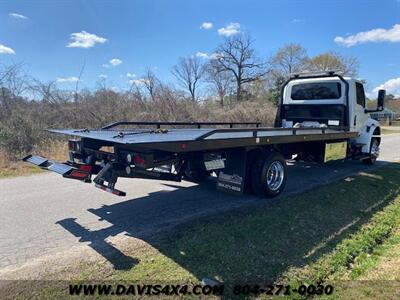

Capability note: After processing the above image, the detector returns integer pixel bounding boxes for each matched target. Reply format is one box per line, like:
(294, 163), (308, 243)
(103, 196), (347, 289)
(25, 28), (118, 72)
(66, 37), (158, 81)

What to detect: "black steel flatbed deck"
(49, 125), (358, 153)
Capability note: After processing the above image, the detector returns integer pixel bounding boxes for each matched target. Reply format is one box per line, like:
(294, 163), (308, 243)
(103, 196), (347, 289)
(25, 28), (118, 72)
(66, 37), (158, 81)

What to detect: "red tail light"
(68, 140), (81, 152)
(133, 153), (145, 166)
(70, 170), (89, 179)
(79, 165), (92, 173)
(63, 170), (90, 182)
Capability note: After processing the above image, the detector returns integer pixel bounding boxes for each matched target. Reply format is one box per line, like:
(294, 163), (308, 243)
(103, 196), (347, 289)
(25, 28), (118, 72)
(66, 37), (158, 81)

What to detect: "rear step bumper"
(94, 183), (126, 196)
(23, 155), (91, 182)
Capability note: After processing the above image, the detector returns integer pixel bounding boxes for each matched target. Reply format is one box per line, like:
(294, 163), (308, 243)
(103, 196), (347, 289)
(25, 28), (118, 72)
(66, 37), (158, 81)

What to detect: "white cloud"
(102, 58), (122, 68)
(195, 52), (222, 60)
(218, 22), (241, 37)
(110, 58), (122, 66)
(98, 74), (108, 79)
(56, 76), (79, 83)
(129, 78), (149, 86)
(195, 52), (209, 58)
(372, 77), (400, 96)
(335, 24), (400, 47)
(200, 22), (213, 30)
(126, 72), (136, 78)
(67, 31), (107, 48)
(109, 58), (122, 66)
(291, 18), (304, 23)
(0, 44), (15, 54)
(9, 13), (28, 20)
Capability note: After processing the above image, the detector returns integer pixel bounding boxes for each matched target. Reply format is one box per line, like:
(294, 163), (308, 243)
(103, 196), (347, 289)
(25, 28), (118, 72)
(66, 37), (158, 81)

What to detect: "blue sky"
(0, 0), (399, 95)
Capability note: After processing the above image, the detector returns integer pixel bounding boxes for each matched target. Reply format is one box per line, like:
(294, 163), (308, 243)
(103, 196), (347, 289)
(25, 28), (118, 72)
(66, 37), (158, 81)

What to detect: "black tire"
(362, 138), (379, 165)
(251, 151), (287, 198)
(183, 160), (209, 182)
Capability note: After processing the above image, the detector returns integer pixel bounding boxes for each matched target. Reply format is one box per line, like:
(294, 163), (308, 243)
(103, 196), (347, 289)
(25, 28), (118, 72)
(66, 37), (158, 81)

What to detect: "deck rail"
(102, 121), (262, 130)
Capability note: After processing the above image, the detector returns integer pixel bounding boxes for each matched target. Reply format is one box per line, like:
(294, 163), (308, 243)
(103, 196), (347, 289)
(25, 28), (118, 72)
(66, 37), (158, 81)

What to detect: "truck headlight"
(126, 154), (132, 163)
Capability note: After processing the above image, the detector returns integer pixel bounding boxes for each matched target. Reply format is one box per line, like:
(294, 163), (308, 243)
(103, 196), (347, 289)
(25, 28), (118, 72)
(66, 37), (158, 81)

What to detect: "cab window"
(291, 82), (342, 100)
(355, 82), (366, 107)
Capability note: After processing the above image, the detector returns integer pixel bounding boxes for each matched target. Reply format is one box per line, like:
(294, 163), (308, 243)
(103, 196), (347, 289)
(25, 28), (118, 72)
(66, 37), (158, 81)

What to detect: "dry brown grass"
(0, 140), (68, 178)
(34, 140), (69, 162)
(0, 150), (42, 178)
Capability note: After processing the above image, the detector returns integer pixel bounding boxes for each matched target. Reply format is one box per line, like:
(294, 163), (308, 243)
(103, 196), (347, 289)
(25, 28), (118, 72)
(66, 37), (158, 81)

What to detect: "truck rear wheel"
(251, 151), (287, 198)
(362, 138), (379, 165)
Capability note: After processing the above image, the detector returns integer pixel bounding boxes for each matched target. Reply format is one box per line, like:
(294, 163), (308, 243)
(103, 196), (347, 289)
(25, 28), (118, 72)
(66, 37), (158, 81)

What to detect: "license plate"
(204, 159), (225, 171)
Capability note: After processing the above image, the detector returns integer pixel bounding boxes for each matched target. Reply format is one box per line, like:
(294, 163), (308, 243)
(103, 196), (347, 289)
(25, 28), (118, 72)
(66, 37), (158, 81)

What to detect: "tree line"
(0, 32), (360, 159)
(157, 33), (359, 106)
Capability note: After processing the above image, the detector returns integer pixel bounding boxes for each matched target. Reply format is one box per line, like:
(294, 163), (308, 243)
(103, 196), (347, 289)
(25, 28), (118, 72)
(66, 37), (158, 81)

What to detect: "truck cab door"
(353, 82), (369, 132)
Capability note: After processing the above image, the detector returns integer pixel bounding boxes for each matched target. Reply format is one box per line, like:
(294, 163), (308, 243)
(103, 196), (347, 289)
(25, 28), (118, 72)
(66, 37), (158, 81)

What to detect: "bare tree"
(0, 63), (29, 96)
(172, 55), (205, 102)
(0, 64), (31, 122)
(214, 34), (267, 102)
(270, 43), (308, 76)
(142, 68), (160, 101)
(307, 51), (359, 77)
(205, 59), (233, 107)
(72, 59), (86, 127)
(74, 59), (86, 102)
(30, 80), (65, 104)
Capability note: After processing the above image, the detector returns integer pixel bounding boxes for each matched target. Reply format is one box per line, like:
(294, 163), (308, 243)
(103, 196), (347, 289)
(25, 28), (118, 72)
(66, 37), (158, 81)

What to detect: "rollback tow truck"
(23, 71), (385, 198)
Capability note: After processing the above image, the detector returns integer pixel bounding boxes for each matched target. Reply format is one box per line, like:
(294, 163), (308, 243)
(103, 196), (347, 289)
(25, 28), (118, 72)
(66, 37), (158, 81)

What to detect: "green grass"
(320, 230), (400, 300)
(108, 165), (400, 298)
(278, 166), (400, 299)
(114, 164), (400, 299)
(4, 164), (400, 299)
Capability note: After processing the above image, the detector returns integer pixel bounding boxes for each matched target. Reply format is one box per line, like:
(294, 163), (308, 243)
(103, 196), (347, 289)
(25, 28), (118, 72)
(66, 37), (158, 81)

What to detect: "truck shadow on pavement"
(57, 161), (399, 283)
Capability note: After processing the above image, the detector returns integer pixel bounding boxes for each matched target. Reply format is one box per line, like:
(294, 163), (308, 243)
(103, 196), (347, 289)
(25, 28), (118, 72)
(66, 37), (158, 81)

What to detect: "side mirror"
(377, 89), (385, 111)
(365, 89), (386, 113)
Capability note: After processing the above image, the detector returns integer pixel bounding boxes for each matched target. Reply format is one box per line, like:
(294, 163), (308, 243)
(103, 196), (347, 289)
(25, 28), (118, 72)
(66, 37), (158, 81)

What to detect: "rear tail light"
(65, 169), (91, 182)
(133, 153), (145, 166)
(125, 153), (146, 166)
(79, 164), (92, 173)
(70, 170), (89, 179)
(68, 140), (82, 152)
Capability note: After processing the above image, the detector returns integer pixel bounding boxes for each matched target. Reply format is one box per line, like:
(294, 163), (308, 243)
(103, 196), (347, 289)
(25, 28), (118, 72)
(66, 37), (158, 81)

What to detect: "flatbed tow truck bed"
(23, 121), (358, 197)
(49, 123), (357, 153)
(24, 72), (383, 198)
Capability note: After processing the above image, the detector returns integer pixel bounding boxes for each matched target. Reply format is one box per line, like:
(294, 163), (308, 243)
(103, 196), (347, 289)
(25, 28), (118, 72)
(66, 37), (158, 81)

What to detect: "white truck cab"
(277, 71), (385, 164)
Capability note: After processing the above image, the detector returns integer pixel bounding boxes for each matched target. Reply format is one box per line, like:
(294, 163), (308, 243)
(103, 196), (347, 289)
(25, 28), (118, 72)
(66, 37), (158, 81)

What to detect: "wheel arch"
(372, 126), (381, 145)
(355, 118), (381, 153)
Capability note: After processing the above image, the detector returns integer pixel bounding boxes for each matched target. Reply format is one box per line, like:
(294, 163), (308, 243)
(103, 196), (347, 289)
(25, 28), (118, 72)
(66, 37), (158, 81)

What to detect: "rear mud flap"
(23, 155), (91, 182)
(216, 149), (247, 195)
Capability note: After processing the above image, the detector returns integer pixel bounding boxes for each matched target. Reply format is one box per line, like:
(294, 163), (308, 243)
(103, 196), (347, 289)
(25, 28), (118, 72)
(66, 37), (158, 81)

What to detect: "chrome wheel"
(266, 161), (285, 191)
(370, 140), (380, 159)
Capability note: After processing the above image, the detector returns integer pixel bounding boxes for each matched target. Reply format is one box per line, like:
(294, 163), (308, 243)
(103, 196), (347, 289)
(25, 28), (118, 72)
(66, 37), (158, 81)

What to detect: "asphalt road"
(0, 134), (399, 275)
